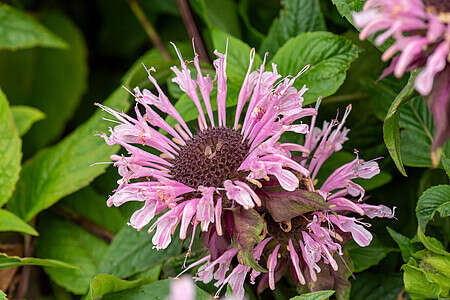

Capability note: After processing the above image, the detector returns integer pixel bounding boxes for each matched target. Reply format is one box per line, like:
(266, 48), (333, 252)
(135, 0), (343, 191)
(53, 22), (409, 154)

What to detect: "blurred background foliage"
(0, 0), (448, 299)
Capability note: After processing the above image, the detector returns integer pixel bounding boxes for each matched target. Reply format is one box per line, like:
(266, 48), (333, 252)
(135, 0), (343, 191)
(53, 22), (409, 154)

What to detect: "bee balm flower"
(182, 103), (395, 298)
(353, 0), (450, 151)
(97, 43), (315, 252)
(353, 0), (450, 150)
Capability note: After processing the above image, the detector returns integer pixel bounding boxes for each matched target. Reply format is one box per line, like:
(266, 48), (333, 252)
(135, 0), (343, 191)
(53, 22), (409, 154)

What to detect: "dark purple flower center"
(169, 127), (250, 188)
(424, 0), (450, 17)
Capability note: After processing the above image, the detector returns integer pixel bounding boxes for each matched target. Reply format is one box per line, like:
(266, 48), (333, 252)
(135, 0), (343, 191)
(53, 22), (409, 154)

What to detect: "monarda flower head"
(97, 43), (315, 253)
(353, 0), (450, 151)
(181, 102), (395, 299)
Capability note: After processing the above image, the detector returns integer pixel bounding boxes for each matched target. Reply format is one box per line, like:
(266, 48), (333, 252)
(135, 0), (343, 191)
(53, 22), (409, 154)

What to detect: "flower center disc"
(169, 127), (251, 188)
(424, 0), (450, 22)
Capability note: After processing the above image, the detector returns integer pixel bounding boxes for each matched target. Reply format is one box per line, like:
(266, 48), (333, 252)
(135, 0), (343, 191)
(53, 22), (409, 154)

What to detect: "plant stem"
(16, 221), (35, 300)
(53, 205), (114, 243)
(126, 0), (171, 60)
(175, 0), (210, 63)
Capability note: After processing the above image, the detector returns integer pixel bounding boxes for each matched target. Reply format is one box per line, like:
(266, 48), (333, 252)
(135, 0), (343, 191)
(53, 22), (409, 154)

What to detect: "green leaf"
(191, 0), (241, 38)
(290, 290), (335, 300)
(122, 49), (176, 90)
(417, 168), (449, 197)
(422, 255), (450, 278)
(271, 32), (359, 104)
(382, 72), (417, 176)
(233, 208), (266, 272)
(0, 209), (38, 235)
(61, 186), (125, 234)
(350, 272), (404, 300)
(211, 28), (262, 85)
(233, 208), (264, 251)
(0, 5), (67, 50)
(7, 88), (130, 221)
(0, 12), (87, 153)
(0, 252), (77, 270)
(442, 153), (450, 178)
(11, 105), (45, 136)
(362, 76), (406, 121)
(330, 0), (364, 27)
(386, 227), (416, 262)
(259, 0), (326, 59)
(36, 213), (108, 294)
(0, 290), (6, 300)
(97, 222), (182, 278)
(103, 279), (211, 300)
(400, 97), (437, 168)
(85, 274), (153, 300)
(402, 263), (444, 299)
(237, 0), (264, 46)
(417, 227), (449, 257)
(346, 238), (397, 272)
(263, 188), (328, 222)
(0, 89), (21, 207)
(416, 185), (450, 231)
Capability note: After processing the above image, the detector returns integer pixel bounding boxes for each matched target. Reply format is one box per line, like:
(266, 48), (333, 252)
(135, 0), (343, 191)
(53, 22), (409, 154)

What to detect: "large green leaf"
(122, 48), (176, 90)
(259, 0), (326, 59)
(11, 105), (45, 136)
(365, 75), (448, 169)
(97, 223), (182, 278)
(399, 97), (438, 168)
(61, 186), (125, 234)
(416, 185), (450, 231)
(103, 279), (211, 300)
(382, 72), (417, 176)
(350, 272), (403, 300)
(271, 32), (359, 104)
(402, 262), (447, 299)
(191, 0), (241, 38)
(0, 209), (37, 235)
(0, 89), (21, 207)
(0, 5), (67, 50)
(36, 214), (108, 294)
(0, 290), (6, 300)
(211, 28), (262, 85)
(442, 152), (450, 178)
(237, 0), (265, 46)
(290, 290), (335, 300)
(0, 252), (77, 270)
(85, 274), (153, 300)
(346, 238), (397, 272)
(417, 227), (449, 257)
(0, 12), (87, 153)
(386, 227), (417, 262)
(7, 88), (130, 222)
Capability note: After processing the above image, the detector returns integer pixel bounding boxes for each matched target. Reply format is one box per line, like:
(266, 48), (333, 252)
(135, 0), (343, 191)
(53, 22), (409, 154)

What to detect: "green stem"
(126, 0), (171, 60)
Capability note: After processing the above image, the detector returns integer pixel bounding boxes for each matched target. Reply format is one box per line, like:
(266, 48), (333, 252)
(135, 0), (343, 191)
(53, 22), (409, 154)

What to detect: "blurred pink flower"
(170, 276), (242, 300)
(353, 0), (450, 150)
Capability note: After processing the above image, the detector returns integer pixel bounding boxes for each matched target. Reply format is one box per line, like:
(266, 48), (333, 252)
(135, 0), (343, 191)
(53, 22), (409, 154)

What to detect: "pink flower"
(182, 106), (395, 298)
(170, 276), (240, 300)
(97, 42), (315, 252)
(353, 0), (450, 149)
(99, 42), (394, 300)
